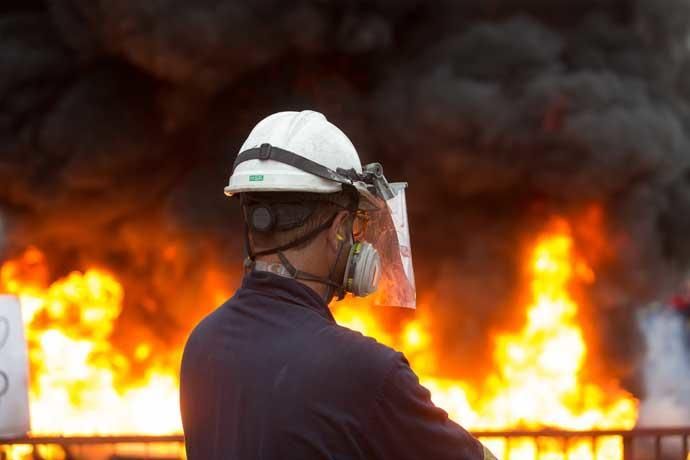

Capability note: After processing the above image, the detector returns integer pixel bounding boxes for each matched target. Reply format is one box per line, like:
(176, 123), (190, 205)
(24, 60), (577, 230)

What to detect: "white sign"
(0, 295), (30, 438)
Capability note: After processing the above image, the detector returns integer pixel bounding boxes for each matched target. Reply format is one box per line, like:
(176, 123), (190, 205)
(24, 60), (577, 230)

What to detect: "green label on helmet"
(249, 175), (264, 182)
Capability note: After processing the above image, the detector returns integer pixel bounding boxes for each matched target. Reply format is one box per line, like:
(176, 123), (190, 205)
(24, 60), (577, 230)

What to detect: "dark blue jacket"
(180, 270), (485, 460)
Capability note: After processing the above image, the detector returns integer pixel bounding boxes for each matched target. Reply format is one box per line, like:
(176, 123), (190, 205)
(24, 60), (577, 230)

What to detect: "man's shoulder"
(313, 321), (404, 381)
(182, 301), (231, 360)
(187, 302), (226, 338)
(290, 322), (404, 421)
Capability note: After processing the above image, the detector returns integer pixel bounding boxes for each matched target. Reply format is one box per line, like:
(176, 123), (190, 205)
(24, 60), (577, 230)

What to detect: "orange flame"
(0, 218), (638, 460)
(0, 249), (181, 436)
(333, 219), (638, 459)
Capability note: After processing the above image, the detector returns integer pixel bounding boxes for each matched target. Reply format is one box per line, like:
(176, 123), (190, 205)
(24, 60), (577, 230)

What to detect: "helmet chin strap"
(245, 213), (352, 303)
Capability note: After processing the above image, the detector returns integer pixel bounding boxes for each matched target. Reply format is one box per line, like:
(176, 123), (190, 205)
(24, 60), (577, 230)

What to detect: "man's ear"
(327, 210), (351, 252)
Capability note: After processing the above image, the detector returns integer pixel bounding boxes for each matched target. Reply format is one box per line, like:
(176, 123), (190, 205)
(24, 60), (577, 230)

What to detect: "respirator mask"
(234, 144), (416, 308)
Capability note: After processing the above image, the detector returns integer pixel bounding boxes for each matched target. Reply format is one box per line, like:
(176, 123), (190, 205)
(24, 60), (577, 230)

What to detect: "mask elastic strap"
(327, 229), (351, 301)
(263, 213), (352, 302)
(276, 251), (342, 289)
(250, 213), (338, 258)
(270, 224), (351, 302)
(244, 206), (355, 301)
(243, 219), (255, 272)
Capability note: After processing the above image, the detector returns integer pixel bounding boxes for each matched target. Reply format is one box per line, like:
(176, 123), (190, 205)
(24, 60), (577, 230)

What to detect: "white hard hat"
(225, 110), (363, 196)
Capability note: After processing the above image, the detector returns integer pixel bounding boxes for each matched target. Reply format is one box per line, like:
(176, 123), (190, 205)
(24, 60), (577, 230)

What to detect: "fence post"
(623, 434), (633, 460)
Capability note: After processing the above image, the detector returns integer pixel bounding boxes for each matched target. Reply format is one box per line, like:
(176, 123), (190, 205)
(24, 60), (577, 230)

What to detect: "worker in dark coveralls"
(180, 110), (496, 460)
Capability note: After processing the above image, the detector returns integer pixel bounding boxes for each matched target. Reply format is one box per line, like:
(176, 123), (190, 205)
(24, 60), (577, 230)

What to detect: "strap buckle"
(258, 143), (272, 160)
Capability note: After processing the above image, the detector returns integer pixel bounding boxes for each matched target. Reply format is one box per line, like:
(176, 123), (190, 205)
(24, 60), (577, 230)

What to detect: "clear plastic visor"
(358, 183), (416, 308)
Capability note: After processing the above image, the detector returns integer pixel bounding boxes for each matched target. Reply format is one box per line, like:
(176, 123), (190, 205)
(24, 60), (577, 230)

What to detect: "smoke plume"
(1, 0), (690, 395)
(638, 308), (690, 426)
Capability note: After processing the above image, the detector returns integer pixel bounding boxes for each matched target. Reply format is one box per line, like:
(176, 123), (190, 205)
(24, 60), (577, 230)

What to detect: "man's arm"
(364, 357), (497, 460)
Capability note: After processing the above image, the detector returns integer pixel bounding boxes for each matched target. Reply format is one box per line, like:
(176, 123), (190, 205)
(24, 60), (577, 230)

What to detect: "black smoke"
(2, 0), (690, 397)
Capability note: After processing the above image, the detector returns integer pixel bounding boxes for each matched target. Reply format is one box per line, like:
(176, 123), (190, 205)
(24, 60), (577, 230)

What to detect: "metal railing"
(473, 428), (690, 460)
(1, 428), (689, 460)
(0, 435), (185, 460)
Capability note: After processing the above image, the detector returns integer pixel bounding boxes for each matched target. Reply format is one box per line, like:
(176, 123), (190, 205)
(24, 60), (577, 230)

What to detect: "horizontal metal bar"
(472, 427), (690, 438)
(0, 435), (185, 445)
(1, 427), (689, 446)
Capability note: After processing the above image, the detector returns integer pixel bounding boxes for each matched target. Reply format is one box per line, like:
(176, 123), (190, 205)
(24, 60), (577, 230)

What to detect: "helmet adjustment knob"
(250, 206), (275, 232)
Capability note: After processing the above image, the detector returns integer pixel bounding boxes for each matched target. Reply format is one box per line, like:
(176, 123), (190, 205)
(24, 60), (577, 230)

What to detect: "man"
(180, 110), (495, 460)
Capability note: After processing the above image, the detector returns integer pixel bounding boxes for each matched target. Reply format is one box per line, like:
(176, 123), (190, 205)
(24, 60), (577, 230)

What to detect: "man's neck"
(253, 254), (331, 302)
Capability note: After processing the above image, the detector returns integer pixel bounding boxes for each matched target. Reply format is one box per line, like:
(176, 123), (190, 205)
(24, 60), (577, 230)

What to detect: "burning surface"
(335, 219), (637, 459)
(0, 0), (690, 450)
(0, 248), (182, 435)
(0, 219), (640, 460)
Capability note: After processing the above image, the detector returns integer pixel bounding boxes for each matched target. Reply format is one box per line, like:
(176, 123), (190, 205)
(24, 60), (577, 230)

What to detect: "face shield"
(354, 182), (416, 308)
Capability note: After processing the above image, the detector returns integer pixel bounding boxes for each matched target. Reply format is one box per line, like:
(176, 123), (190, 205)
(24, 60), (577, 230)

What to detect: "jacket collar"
(238, 269), (335, 323)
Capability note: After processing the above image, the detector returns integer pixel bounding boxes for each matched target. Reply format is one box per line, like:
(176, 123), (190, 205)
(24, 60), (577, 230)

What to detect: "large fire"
(1, 218), (638, 459)
(0, 248), (181, 436)
(335, 219), (638, 459)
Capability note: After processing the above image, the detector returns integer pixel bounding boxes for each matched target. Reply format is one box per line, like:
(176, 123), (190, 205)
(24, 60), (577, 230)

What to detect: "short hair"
(243, 190), (356, 253)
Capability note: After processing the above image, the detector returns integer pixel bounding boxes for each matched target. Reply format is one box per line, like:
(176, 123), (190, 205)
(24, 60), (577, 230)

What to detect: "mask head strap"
(275, 251), (342, 289)
(245, 208), (355, 302)
(249, 212), (339, 258)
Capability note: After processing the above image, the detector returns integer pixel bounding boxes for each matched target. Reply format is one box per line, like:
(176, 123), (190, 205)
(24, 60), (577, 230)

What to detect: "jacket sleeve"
(363, 356), (496, 460)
